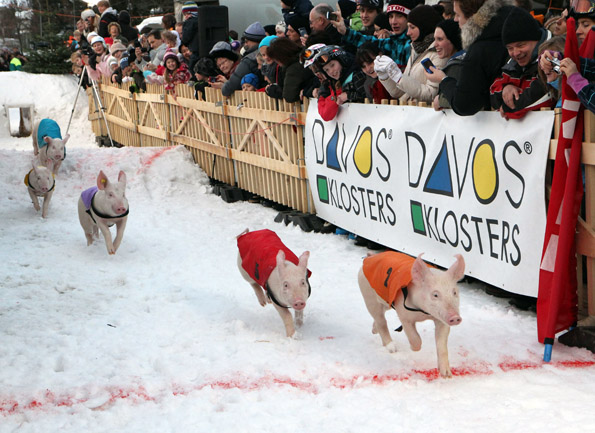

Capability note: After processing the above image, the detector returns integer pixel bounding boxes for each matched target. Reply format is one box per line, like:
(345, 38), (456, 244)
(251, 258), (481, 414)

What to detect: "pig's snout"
(448, 314), (462, 326)
(114, 204), (127, 214)
(293, 300), (306, 310)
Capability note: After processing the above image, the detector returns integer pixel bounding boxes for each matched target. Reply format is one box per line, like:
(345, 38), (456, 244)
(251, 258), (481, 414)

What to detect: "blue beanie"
(119, 56), (129, 69)
(241, 73), (259, 88)
(259, 35), (278, 49)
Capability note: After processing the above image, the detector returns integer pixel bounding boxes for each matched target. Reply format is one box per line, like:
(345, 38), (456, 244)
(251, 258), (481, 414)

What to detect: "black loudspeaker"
(196, 5), (229, 59)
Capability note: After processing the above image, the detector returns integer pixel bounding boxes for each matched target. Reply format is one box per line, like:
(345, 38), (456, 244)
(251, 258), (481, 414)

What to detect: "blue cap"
(241, 73), (259, 88)
(259, 35), (278, 49)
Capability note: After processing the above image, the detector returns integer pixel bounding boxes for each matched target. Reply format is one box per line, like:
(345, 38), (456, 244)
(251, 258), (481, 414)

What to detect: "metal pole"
(66, 66), (87, 134)
(90, 78), (115, 147)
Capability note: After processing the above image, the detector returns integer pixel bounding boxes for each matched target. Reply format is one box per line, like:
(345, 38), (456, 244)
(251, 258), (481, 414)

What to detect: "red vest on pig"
(362, 251), (432, 306)
(237, 229), (312, 288)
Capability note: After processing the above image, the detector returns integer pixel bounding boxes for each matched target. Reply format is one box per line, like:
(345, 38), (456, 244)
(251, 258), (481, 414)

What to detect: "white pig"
(77, 170), (129, 255)
(358, 251), (465, 378)
(25, 160), (55, 218)
(236, 228), (311, 338)
(32, 118), (69, 175)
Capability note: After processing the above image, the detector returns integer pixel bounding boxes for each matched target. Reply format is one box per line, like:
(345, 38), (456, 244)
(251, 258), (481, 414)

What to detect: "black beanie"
(502, 7), (543, 45)
(374, 12), (391, 31)
(285, 12), (310, 34)
(283, 0), (296, 6)
(407, 5), (443, 39)
(338, 0), (358, 17)
(436, 19), (462, 52)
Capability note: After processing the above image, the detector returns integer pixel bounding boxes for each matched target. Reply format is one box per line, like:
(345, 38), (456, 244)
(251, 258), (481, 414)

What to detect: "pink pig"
(237, 229), (311, 338)
(77, 170), (129, 255)
(358, 251), (465, 378)
(25, 160), (55, 218)
(32, 119), (69, 175)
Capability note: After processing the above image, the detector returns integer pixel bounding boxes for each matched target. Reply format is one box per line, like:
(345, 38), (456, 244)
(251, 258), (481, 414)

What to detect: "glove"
(88, 53), (98, 70)
(374, 55), (402, 83)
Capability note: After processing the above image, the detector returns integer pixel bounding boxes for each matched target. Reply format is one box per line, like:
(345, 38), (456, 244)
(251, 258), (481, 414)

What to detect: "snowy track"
(1, 73), (595, 433)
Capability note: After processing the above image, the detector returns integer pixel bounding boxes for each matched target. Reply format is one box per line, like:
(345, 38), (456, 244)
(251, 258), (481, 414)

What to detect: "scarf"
(412, 33), (434, 58)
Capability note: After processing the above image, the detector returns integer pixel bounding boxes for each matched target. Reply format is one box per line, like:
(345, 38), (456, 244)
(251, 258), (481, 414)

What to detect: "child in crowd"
(163, 50), (192, 92)
(355, 42), (392, 103)
(536, 37), (565, 108)
(241, 73), (261, 91)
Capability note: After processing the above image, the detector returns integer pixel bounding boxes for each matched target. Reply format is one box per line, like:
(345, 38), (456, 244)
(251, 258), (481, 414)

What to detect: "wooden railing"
(87, 80), (595, 324)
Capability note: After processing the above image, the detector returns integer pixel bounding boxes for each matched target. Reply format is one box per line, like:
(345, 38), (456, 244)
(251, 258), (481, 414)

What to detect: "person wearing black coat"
(426, 0), (514, 116)
(97, 1), (118, 38)
(118, 11), (139, 44)
(181, 2), (201, 73)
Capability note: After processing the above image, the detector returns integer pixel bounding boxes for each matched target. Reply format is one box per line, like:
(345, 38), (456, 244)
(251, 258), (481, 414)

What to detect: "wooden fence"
(87, 80), (595, 325)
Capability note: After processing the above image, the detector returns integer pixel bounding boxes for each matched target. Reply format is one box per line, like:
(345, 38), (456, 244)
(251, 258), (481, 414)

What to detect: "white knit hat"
(81, 9), (95, 20)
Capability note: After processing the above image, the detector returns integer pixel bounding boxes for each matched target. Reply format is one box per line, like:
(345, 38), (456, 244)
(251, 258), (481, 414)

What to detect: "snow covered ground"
(1, 72), (595, 433)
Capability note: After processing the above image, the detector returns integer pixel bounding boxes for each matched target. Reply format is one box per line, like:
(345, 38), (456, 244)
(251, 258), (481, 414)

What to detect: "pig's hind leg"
(358, 269), (397, 352)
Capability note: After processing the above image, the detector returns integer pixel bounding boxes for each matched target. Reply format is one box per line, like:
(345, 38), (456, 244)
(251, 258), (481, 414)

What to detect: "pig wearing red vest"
(358, 251), (464, 378)
(237, 228), (311, 338)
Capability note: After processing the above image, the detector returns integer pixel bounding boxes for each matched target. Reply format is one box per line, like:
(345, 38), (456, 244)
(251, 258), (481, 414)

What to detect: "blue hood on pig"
(36, 118), (63, 150)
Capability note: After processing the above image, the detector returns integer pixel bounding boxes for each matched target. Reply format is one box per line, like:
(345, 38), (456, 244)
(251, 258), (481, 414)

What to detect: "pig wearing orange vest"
(358, 251), (465, 378)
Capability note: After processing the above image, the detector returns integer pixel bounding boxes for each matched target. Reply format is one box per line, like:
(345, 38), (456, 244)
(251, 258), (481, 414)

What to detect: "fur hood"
(461, 0), (514, 50)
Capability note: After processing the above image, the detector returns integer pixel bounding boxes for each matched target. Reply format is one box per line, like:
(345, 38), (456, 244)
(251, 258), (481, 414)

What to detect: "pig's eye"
(432, 291), (439, 299)
(283, 282), (289, 290)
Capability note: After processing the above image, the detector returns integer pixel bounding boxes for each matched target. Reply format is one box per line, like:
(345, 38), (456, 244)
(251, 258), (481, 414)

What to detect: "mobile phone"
(326, 12), (338, 21)
(298, 27), (308, 37)
(421, 58), (435, 73)
(209, 76), (218, 83)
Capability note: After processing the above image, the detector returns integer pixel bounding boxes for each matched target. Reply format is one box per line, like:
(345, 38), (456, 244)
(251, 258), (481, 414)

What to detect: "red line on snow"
(136, 146), (176, 174)
(1, 360), (594, 416)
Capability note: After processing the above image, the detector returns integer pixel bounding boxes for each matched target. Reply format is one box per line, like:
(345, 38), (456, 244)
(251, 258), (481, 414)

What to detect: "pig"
(32, 118), (69, 175)
(236, 228), (311, 338)
(358, 251), (465, 378)
(77, 170), (129, 255)
(25, 160), (55, 218)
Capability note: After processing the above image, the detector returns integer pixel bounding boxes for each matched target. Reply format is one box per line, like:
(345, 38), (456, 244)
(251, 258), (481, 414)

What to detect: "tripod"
(67, 66), (115, 147)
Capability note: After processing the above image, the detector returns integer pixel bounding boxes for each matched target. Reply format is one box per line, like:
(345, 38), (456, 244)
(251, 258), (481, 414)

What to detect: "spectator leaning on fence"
(430, 18), (464, 110)
(489, 7), (553, 120)
(86, 36), (111, 81)
(147, 30), (167, 70)
(374, 5), (445, 103)
(355, 42), (393, 103)
(265, 36), (317, 102)
(425, 0), (514, 116)
(217, 22), (266, 97)
(163, 49), (192, 93)
(209, 41), (241, 89)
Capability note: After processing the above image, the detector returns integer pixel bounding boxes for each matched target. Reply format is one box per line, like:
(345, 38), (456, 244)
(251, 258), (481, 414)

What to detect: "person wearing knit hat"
(209, 41), (240, 62)
(119, 55), (129, 69)
(109, 42), (126, 59)
(357, 0), (384, 33)
(431, 19), (465, 110)
(181, 1), (198, 15)
(374, 4), (446, 104)
(386, 0), (416, 35)
(81, 9), (96, 20)
(489, 7), (552, 119)
(281, 0), (314, 22)
(240, 73), (260, 91)
(406, 5), (443, 43)
(284, 13), (310, 43)
(244, 22), (267, 42)
(181, 1), (200, 73)
(263, 24), (276, 36)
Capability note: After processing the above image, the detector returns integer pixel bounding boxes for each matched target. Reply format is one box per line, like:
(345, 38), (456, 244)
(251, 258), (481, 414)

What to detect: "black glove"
(88, 52), (98, 70)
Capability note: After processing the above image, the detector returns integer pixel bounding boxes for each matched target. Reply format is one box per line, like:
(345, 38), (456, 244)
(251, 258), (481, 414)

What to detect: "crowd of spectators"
(66, 0), (595, 119)
(0, 48), (26, 71)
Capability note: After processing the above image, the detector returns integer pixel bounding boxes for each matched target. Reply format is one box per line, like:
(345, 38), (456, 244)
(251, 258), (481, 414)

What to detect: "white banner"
(305, 102), (555, 297)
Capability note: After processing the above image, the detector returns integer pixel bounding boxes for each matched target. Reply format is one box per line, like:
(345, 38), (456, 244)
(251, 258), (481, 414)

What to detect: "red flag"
(537, 18), (586, 360)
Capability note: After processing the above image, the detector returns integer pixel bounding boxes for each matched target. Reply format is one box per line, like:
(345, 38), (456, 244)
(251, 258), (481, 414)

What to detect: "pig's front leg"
(294, 309), (304, 328)
(41, 190), (53, 218)
(96, 219), (116, 254)
(112, 217), (128, 253)
(273, 303), (296, 338)
(251, 282), (268, 306)
(53, 160), (62, 175)
(28, 189), (40, 212)
(434, 320), (452, 378)
(400, 319), (422, 351)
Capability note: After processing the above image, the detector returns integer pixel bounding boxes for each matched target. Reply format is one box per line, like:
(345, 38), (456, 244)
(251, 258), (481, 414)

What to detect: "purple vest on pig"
(81, 186), (98, 210)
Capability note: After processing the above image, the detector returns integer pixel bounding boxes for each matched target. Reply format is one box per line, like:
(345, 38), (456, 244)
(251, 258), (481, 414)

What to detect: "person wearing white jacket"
(374, 5), (446, 104)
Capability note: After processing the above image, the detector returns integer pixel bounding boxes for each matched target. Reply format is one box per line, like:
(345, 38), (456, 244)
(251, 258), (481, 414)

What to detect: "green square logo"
(410, 201), (426, 235)
(317, 175), (329, 204)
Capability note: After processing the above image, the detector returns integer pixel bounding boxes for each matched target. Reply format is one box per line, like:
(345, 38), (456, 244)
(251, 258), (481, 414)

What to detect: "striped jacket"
(342, 29), (411, 71)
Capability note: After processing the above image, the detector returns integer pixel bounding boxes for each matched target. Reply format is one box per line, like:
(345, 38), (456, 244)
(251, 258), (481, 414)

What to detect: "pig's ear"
(276, 250), (286, 269)
(97, 170), (109, 190)
(411, 254), (430, 285)
(118, 170), (127, 186)
(62, 134), (70, 145)
(446, 254), (465, 281)
(31, 159), (37, 170)
(298, 251), (310, 269)
(43, 136), (52, 144)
